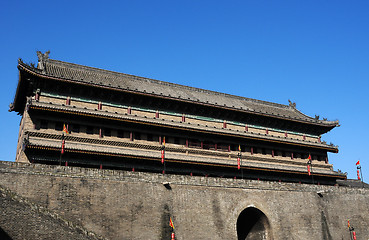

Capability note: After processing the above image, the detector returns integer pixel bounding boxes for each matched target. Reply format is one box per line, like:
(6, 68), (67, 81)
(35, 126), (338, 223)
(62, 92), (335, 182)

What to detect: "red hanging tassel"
(161, 137), (166, 164)
(61, 140), (65, 154)
(357, 170), (361, 180)
(307, 165), (311, 176)
(161, 150), (165, 164)
(237, 157), (240, 170)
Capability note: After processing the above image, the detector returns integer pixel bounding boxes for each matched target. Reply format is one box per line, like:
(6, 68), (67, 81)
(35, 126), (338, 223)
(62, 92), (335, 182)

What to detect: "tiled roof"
(26, 135), (343, 178)
(17, 52), (339, 127)
(25, 131), (334, 170)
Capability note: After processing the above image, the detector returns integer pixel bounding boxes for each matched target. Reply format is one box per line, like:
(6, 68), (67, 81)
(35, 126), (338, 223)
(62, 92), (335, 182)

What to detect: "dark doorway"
(237, 207), (272, 240)
(0, 226), (12, 240)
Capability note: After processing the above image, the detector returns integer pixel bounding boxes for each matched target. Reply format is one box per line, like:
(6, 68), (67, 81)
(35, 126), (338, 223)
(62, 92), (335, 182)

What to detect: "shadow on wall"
(160, 203), (172, 240)
(237, 207), (272, 240)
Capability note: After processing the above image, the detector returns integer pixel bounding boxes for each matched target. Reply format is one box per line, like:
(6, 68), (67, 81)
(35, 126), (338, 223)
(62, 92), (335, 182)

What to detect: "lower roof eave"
(25, 144), (346, 180)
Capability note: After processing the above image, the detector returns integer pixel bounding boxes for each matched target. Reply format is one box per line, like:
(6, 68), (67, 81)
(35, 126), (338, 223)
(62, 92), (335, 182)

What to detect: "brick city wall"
(0, 161), (368, 240)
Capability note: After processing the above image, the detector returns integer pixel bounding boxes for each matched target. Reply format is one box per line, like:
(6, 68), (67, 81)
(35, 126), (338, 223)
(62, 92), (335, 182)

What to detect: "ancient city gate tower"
(11, 51), (344, 184)
(5, 51), (368, 239)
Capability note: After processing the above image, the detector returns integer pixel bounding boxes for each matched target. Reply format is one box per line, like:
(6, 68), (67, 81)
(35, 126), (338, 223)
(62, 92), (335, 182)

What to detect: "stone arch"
(236, 207), (272, 240)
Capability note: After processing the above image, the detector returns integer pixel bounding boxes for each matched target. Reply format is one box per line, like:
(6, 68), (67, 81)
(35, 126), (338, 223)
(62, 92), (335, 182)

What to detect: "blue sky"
(1, 1), (368, 181)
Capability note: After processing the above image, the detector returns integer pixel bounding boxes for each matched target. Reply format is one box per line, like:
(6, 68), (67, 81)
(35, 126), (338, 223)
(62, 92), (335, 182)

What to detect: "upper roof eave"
(9, 59), (35, 113)
(289, 104), (339, 128)
(16, 56), (339, 130)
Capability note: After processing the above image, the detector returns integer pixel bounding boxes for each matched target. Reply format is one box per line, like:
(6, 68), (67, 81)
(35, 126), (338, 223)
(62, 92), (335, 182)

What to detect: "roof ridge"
(290, 106), (339, 125)
(46, 58), (290, 109)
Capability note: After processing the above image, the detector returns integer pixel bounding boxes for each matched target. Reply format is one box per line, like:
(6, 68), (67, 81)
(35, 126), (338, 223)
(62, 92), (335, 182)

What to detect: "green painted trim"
(42, 92), (319, 138)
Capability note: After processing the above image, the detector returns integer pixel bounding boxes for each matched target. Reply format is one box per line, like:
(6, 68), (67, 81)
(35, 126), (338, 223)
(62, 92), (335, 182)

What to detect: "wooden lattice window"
(104, 128), (111, 137)
(40, 120), (48, 129)
(72, 124), (80, 133)
(86, 126), (94, 135)
(55, 122), (63, 131)
(135, 132), (141, 140)
(117, 130), (124, 138)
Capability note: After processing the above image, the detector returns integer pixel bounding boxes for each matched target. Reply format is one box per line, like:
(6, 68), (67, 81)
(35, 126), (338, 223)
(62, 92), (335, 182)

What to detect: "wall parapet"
(0, 161), (366, 194)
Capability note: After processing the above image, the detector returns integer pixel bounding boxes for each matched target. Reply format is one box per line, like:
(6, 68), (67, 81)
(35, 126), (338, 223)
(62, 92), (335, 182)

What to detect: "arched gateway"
(237, 207), (272, 240)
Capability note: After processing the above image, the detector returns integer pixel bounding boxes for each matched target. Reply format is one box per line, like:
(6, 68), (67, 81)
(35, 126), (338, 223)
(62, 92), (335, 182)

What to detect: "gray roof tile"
(18, 53), (339, 127)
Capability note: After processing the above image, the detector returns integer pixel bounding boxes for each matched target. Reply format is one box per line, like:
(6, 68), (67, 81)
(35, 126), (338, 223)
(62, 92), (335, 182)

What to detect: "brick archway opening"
(237, 207), (272, 240)
(0, 226), (12, 240)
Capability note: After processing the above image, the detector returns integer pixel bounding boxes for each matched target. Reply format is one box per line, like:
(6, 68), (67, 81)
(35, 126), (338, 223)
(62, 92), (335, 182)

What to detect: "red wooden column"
(35, 89), (40, 101)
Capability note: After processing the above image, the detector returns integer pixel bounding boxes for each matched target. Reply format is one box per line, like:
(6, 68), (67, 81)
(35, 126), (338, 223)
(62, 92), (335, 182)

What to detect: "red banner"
(161, 150), (165, 164)
(61, 140), (65, 154)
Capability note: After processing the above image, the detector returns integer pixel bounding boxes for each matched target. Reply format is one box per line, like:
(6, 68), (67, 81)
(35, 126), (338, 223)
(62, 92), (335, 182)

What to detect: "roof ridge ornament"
(36, 50), (50, 72)
(288, 99), (296, 108)
(37, 50), (50, 62)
